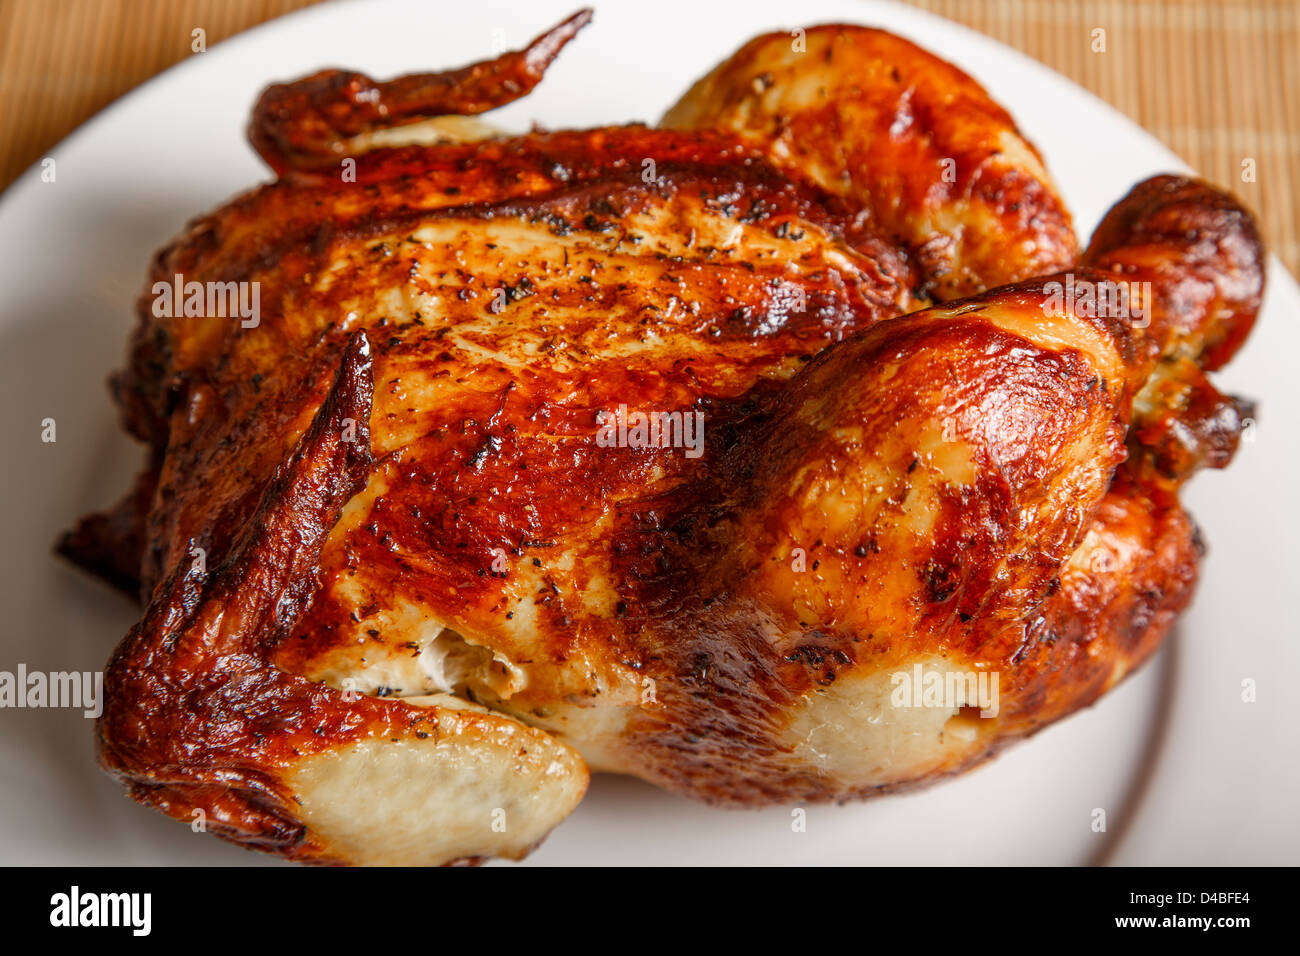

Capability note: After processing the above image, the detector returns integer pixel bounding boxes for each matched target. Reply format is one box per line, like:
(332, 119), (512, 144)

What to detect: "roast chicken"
(59, 9), (1264, 865)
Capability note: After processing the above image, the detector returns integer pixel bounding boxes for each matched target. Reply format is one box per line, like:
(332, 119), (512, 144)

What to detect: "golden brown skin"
(249, 8), (594, 173)
(1084, 174), (1263, 488)
(60, 12), (1265, 863)
(663, 24), (1079, 300)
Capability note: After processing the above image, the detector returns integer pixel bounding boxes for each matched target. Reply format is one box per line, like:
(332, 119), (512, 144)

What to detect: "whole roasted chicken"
(60, 10), (1263, 864)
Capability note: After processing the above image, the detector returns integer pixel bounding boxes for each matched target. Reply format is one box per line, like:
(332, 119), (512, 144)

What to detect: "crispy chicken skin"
(59, 10), (1264, 864)
(662, 24), (1079, 300)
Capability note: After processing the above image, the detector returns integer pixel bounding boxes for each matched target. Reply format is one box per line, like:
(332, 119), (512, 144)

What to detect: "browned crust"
(249, 8), (593, 172)
(1084, 174), (1264, 370)
(662, 23), (1079, 300)
(97, 331), (392, 860)
(62, 16), (1268, 862)
(1083, 175), (1265, 489)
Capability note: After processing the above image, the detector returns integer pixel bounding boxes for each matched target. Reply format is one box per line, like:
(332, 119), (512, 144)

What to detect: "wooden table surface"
(1, 0), (1296, 273)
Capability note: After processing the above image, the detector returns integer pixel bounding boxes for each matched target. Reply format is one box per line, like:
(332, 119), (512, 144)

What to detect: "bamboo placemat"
(1, 0), (1295, 273)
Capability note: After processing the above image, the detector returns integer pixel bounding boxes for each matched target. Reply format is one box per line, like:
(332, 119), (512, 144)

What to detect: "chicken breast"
(60, 9), (1263, 865)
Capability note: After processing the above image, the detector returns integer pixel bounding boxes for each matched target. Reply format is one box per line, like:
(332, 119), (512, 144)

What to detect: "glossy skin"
(663, 24), (1079, 300)
(1084, 174), (1263, 487)
(249, 9), (594, 173)
(60, 12), (1264, 863)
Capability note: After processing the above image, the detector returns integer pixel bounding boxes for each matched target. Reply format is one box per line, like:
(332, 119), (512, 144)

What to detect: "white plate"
(0, 0), (1295, 866)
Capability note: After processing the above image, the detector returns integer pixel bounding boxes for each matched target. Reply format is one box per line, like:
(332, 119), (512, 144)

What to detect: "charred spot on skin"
(784, 643), (852, 686)
(465, 434), (503, 470)
(923, 559), (958, 604)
